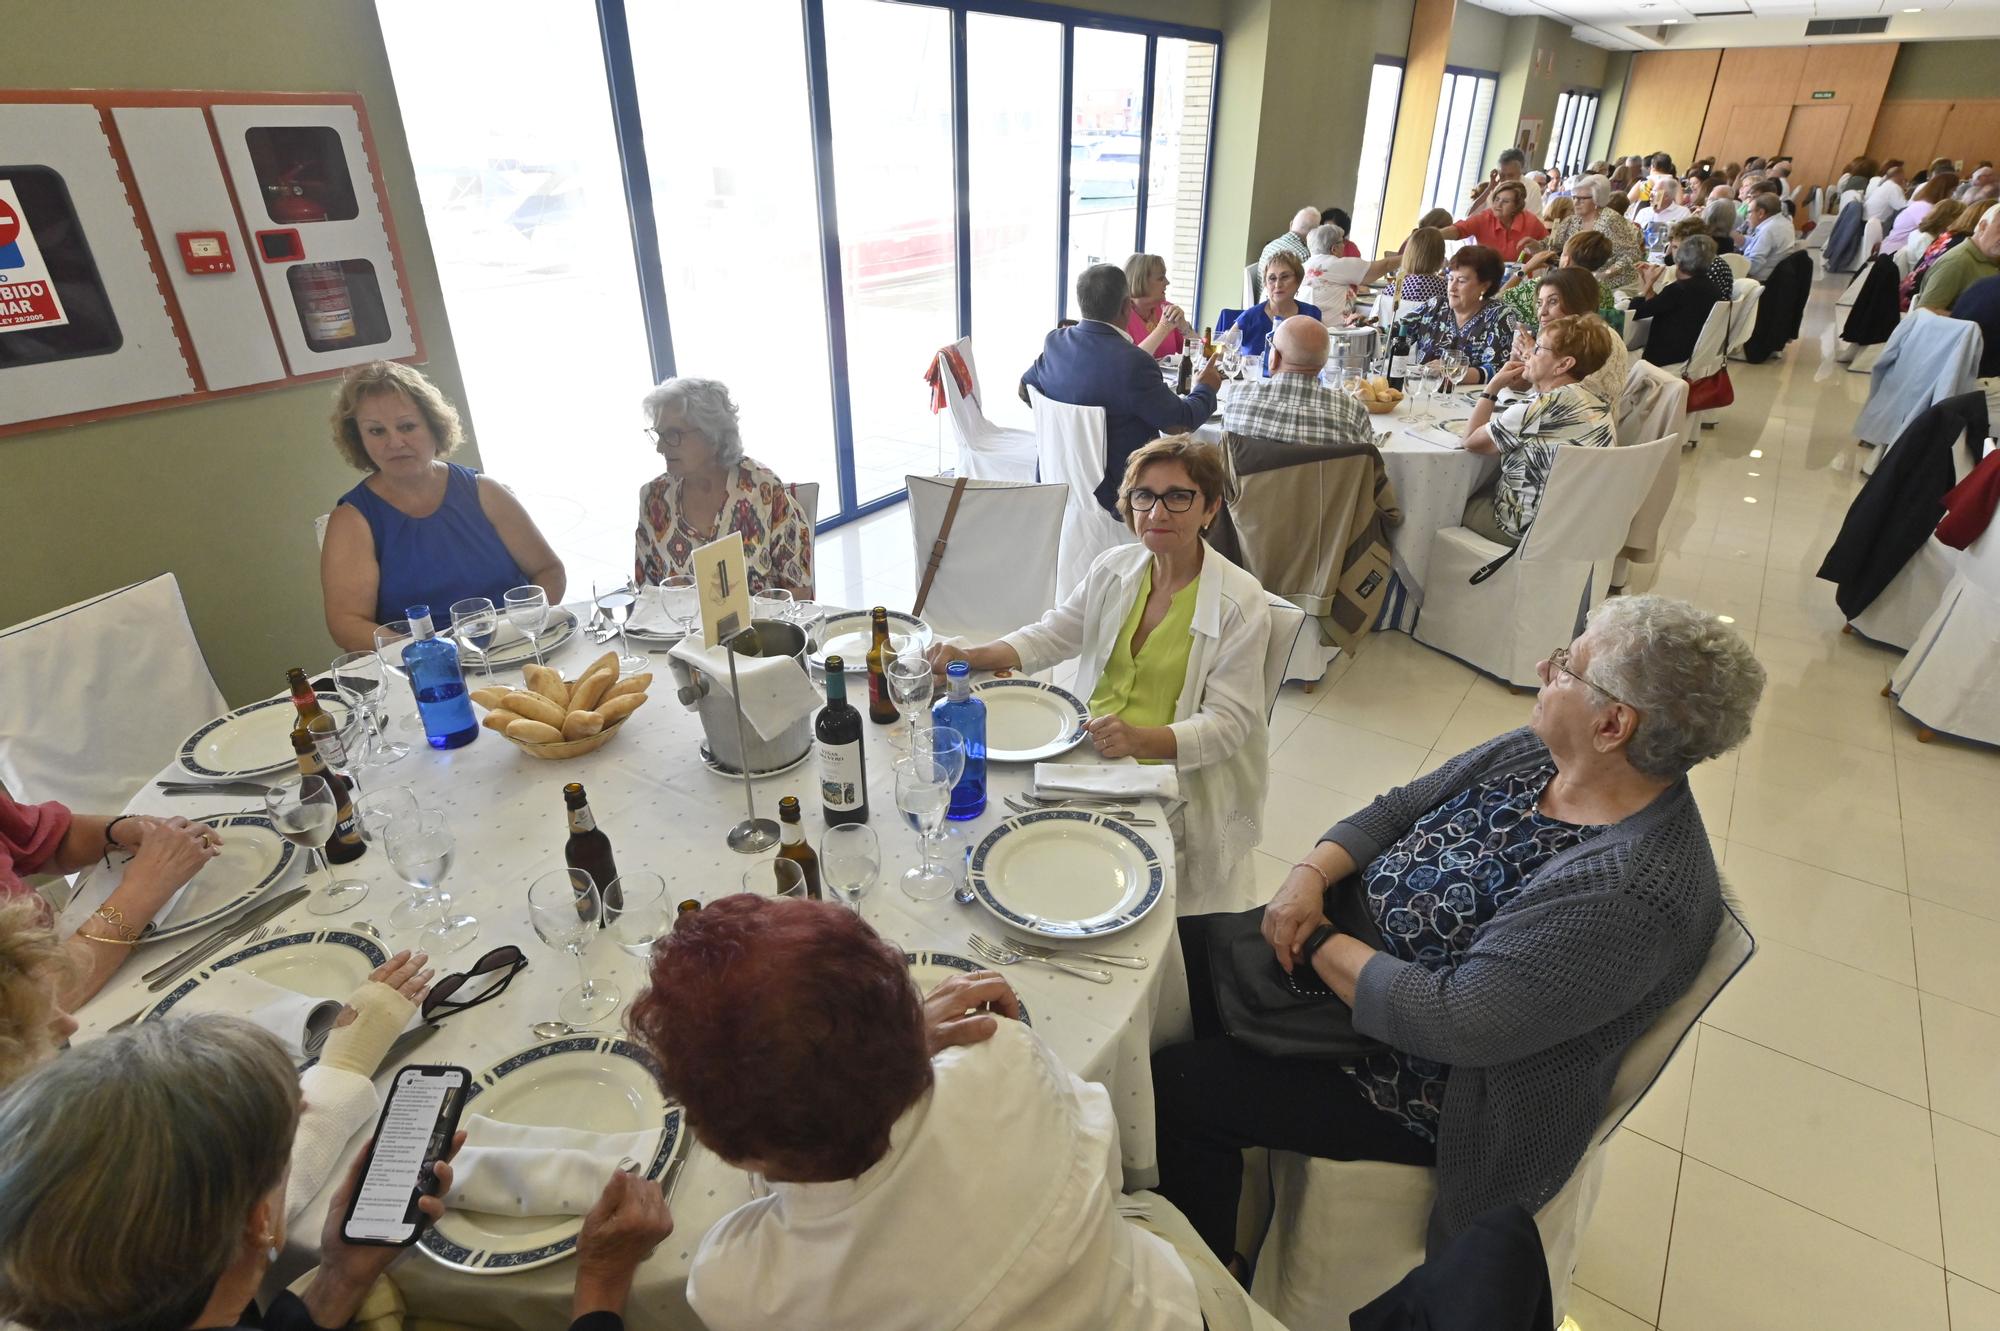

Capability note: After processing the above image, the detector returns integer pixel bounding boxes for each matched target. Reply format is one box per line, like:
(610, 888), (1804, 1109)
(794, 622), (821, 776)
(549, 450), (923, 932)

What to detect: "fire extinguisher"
(266, 163), (356, 350)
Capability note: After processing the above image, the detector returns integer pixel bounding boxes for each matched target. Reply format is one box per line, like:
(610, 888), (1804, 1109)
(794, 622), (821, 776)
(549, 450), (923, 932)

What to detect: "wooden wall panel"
(1712, 104), (1794, 170)
(1936, 103), (2000, 171)
(1780, 103), (1852, 196)
(1696, 47), (1808, 162)
(1870, 101), (1952, 164)
(1796, 44), (1900, 173)
(1610, 48), (1721, 167)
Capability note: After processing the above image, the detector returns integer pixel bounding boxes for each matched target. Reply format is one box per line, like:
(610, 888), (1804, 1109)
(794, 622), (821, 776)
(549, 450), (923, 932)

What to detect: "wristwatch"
(1299, 923), (1340, 968)
(1479, 390), (1502, 401)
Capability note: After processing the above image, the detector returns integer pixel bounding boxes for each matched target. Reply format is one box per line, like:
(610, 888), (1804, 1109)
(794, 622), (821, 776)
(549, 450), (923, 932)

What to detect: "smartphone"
(341, 1064), (470, 1247)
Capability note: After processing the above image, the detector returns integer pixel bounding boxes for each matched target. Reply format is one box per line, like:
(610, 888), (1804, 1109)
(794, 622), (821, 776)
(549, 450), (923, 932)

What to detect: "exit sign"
(1812, 90), (1836, 99)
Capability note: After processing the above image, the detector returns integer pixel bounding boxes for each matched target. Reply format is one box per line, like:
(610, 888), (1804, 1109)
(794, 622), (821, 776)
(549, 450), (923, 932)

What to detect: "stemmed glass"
(658, 575), (698, 641)
(450, 597), (499, 680)
(502, 586), (550, 668)
(822, 823), (881, 911)
(331, 650), (409, 766)
(1438, 350), (1469, 402)
(372, 620), (416, 735)
(307, 706), (365, 797)
(1406, 365), (1438, 428)
(528, 867), (620, 1026)
(751, 587), (794, 624)
(743, 858), (807, 898)
(787, 599), (825, 653)
(606, 871), (670, 958)
(593, 584), (648, 675)
(266, 775), (367, 916)
(386, 810), (475, 952)
(886, 654), (934, 749)
(895, 725), (966, 902)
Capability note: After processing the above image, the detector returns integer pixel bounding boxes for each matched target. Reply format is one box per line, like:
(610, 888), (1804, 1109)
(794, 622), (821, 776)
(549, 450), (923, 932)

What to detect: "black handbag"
(1204, 879), (1390, 1061)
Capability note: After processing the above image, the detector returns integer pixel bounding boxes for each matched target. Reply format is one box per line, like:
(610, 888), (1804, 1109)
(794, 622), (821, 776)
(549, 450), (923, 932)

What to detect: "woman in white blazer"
(929, 436), (1272, 913)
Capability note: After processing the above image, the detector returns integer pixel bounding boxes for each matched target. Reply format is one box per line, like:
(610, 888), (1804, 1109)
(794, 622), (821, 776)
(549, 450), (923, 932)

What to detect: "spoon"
(531, 1020), (605, 1039)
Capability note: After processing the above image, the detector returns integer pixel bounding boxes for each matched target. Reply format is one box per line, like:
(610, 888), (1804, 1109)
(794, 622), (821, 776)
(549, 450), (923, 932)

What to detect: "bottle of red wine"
(1387, 318), (1413, 391)
(562, 783), (622, 924)
(817, 657), (869, 826)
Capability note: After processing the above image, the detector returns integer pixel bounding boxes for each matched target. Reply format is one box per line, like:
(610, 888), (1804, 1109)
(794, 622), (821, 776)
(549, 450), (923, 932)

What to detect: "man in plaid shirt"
(1222, 318), (1374, 449)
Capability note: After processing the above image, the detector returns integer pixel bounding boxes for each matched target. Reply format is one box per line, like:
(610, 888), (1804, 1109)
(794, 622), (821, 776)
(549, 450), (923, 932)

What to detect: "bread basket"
(500, 716), (629, 761)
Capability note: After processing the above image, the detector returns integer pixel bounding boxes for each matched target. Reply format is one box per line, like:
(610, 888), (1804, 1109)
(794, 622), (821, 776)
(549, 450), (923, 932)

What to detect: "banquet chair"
(1412, 438), (1675, 688)
(0, 572), (226, 815)
(1662, 302), (1733, 431)
(1260, 596), (1309, 719)
(902, 474), (1066, 642)
(1720, 252), (1750, 282)
(1725, 278), (1763, 359)
(792, 481), (820, 528)
(1821, 196), (1867, 275)
(1244, 262), (1261, 308)
(1027, 387), (1136, 601)
(934, 337), (1038, 483)
(1248, 904), (1755, 1329)
(313, 513), (330, 549)
(1888, 519), (2000, 747)
(1612, 361), (1690, 592)
(1851, 537), (1963, 651)
(1854, 314), (1984, 476)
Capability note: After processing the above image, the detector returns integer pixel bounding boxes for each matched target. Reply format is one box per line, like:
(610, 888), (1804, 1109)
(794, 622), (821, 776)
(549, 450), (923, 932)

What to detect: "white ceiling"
(1468, 0), (2000, 49)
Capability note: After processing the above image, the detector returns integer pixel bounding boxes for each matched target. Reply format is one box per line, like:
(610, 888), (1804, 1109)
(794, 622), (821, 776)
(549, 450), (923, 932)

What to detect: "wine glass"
(787, 599), (825, 653)
(386, 810), (475, 953)
(307, 707), (365, 797)
(528, 867), (620, 1026)
(606, 871), (669, 957)
(821, 823), (880, 910)
(751, 587), (794, 624)
(886, 655), (934, 749)
(894, 760), (954, 902)
(502, 586), (550, 667)
(1407, 365), (1437, 428)
(658, 574), (698, 640)
(266, 775), (367, 916)
(743, 858), (807, 899)
(372, 620), (416, 735)
(907, 724), (968, 873)
(331, 650), (409, 766)
(594, 584), (647, 675)
(1439, 349), (1469, 399)
(449, 598), (499, 680)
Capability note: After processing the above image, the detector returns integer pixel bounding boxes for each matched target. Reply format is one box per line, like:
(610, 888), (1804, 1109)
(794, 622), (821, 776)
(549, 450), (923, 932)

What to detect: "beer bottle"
(865, 607), (898, 725)
(287, 667), (330, 731)
(776, 797), (822, 900)
(816, 657), (869, 826)
(562, 783), (622, 923)
(289, 729), (366, 864)
(1174, 350), (1192, 395)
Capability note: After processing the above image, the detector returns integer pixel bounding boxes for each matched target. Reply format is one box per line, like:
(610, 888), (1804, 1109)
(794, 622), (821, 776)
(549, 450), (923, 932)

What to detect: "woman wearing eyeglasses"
(926, 436), (1271, 913)
(1153, 595), (1764, 1269)
(634, 377), (814, 598)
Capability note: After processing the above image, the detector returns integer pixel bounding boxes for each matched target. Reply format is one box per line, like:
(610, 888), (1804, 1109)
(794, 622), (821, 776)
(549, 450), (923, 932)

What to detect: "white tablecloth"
(73, 624), (1189, 1331)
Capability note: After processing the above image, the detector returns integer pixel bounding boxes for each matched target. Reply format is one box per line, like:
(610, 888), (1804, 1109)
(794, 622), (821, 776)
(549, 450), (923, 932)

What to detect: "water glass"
(743, 858), (807, 899)
(751, 588), (794, 624)
(593, 584), (647, 675)
(894, 755), (955, 902)
(331, 650), (409, 766)
(267, 775), (367, 916)
(386, 810), (475, 953)
(821, 823), (880, 910)
(528, 867), (620, 1025)
(658, 575), (698, 638)
(886, 655), (934, 747)
(502, 586), (550, 667)
(606, 871), (670, 957)
(450, 598), (499, 680)
(787, 599), (825, 652)
(372, 620), (417, 731)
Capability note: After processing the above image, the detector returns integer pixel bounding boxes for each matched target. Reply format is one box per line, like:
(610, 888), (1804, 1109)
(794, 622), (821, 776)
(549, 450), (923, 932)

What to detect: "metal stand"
(722, 624), (779, 854)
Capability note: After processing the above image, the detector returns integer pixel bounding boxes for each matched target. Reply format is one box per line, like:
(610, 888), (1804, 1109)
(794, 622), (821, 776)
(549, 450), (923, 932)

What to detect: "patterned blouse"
(1547, 211), (1646, 295)
(1345, 763), (1608, 1141)
(1489, 382), (1615, 540)
(633, 458), (814, 596)
(1402, 297), (1517, 382)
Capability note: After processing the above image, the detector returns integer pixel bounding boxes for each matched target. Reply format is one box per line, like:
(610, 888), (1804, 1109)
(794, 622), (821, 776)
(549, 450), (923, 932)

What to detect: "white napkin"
(171, 968), (342, 1060)
(627, 586), (682, 635)
(1034, 762), (1181, 803)
(667, 635), (821, 741)
(1405, 424), (1466, 449)
(443, 1120), (663, 1217)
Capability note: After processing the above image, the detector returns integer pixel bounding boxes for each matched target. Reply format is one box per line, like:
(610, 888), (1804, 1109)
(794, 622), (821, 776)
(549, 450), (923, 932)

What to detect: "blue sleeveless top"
(339, 463), (530, 625)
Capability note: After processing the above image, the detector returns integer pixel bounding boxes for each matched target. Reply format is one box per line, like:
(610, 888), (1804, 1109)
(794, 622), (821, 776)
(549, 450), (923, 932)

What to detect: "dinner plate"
(420, 1036), (684, 1274)
(176, 693), (354, 780)
(810, 609), (932, 673)
(451, 606), (578, 670)
(904, 950), (1032, 1027)
(146, 926), (387, 1021)
(967, 810), (1165, 940)
(66, 813), (297, 943)
(975, 678), (1088, 762)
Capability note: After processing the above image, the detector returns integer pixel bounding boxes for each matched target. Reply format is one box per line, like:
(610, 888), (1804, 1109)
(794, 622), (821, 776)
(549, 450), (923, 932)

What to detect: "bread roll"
(522, 664), (570, 709)
(569, 669), (616, 714)
(496, 690), (566, 729)
(601, 672), (651, 703)
(561, 710), (606, 741)
(504, 717), (565, 744)
(470, 686), (510, 710)
(577, 651), (619, 685)
(596, 692), (648, 724)
(480, 710), (517, 733)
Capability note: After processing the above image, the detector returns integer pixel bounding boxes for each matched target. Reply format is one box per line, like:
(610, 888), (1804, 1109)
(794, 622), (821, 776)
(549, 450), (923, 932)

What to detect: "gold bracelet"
(88, 905), (140, 944)
(76, 928), (138, 947)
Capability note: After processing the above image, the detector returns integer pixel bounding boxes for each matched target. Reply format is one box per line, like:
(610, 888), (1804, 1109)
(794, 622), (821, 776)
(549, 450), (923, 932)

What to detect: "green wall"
(1884, 39), (2000, 102)
(0, 0), (465, 707)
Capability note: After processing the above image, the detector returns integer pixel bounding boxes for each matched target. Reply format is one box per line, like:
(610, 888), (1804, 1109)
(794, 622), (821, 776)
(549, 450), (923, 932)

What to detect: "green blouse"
(1088, 565), (1201, 739)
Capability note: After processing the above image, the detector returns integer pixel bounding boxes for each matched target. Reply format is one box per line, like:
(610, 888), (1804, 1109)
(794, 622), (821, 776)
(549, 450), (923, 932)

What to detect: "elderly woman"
(928, 436), (1271, 911)
(1547, 173), (1645, 294)
(321, 362), (565, 653)
(1124, 253), (1190, 359)
(1505, 268), (1628, 408)
(634, 377), (814, 598)
(1303, 224), (1400, 322)
(1902, 198), (1983, 311)
(630, 894), (1280, 1331)
(1154, 595), (1765, 1263)
(1881, 173), (1960, 258)
(1440, 180), (1548, 261)
(1702, 195), (1741, 254)
(1227, 250), (1321, 357)
(1403, 245), (1516, 385)
(1505, 230), (1620, 328)
(1459, 314), (1619, 547)
(1666, 216), (1737, 297)
(1632, 235), (1728, 370)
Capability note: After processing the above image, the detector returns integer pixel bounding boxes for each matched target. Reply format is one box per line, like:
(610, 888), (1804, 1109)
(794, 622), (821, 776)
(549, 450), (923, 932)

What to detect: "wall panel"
(1936, 103), (2000, 172)
(1870, 100), (1952, 165)
(1609, 48), (1720, 167)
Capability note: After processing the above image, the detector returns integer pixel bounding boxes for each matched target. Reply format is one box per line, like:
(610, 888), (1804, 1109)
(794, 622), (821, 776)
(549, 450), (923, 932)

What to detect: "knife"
(381, 1021), (444, 1067)
(157, 780), (277, 797)
(143, 887), (310, 991)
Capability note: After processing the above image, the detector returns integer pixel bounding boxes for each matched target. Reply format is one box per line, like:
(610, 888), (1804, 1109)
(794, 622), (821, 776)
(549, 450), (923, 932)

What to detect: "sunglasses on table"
(422, 945), (529, 1023)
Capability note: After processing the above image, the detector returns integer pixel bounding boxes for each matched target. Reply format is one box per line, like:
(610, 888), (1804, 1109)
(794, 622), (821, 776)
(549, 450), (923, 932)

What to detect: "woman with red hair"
(627, 894), (1273, 1331)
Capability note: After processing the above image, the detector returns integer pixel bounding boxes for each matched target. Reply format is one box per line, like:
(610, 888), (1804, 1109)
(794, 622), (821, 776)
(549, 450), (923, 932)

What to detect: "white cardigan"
(1001, 541), (1271, 913)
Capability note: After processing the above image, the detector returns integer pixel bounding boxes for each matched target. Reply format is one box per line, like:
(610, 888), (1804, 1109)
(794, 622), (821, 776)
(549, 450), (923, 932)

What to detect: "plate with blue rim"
(419, 1036), (684, 1275)
(903, 950), (1032, 1027)
(973, 678), (1089, 762)
(144, 926), (386, 1024)
(967, 809), (1165, 940)
(810, 609), (932, 673)
(175, 692), (355, 781)
(65, 812), (297, 944)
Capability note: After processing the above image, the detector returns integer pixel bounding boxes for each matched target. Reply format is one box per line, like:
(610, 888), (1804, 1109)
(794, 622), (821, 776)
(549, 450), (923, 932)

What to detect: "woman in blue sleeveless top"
(320, 363), (565, 652)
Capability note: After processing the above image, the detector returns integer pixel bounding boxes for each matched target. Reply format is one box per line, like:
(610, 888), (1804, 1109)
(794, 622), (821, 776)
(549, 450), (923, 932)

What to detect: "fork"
(1002, 936), (1148, 970)
(1001, 797), (1154, 827)
(968, 933), (1112, 984)
(107, 924), (279, 1031)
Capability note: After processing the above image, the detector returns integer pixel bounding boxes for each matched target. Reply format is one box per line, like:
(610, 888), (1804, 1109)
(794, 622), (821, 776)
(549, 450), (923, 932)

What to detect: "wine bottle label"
(819, 740), (864, 811)
(1390, 352), (1410, 378)
(568, 807), (597, 835)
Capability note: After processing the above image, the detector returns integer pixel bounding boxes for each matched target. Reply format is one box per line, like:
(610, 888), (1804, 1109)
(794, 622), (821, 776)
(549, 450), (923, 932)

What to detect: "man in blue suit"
(1020, 264), (1224, 516)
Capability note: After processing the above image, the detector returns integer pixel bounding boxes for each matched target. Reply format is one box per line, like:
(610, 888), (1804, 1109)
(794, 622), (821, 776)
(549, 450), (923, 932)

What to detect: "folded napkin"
(668, 635), (821, 741)
(1034, 762), (1181, 803)
(173, 968), (342, 1060)
(443, 1120), (663, 1217)
(1405, 424), (1467, 449)
(627, 586), (683, 635)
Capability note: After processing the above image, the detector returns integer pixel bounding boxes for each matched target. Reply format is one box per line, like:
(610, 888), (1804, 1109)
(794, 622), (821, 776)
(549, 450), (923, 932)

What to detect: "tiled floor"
(807, 272), (2000, 1330)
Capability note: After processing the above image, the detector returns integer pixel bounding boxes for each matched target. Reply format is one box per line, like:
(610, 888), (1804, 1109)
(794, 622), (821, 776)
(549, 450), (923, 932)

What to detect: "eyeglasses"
(1547, 645), (1629, 706)
(643, 426), (692, 449)
(421, 945), (528, 1022)
(1127, 487), (1200, 513)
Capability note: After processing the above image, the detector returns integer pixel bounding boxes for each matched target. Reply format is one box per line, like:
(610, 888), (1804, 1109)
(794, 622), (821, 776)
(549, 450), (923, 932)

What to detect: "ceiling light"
(1744, 496), (1757, 503)
(1717, 615), (1736, 624)
(1749, 449), (1763, 458)
(1662, 16), (1679, 21)
(1903, 6), (1921, 11)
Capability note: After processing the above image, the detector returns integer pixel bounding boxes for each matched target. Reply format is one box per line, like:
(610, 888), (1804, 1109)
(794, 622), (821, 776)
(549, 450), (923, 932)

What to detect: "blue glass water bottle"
(932, 660), (987, 820)
(402, 605), (478, 750)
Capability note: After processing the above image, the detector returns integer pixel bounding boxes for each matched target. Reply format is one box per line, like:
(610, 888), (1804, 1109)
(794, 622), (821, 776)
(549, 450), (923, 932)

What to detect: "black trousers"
(1153, 916), (1436, 1261)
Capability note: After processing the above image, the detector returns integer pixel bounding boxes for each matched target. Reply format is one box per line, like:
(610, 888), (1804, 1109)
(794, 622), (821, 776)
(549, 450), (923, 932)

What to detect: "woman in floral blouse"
(1402, 245), (1517, 385)
(633, 378), (814, 597)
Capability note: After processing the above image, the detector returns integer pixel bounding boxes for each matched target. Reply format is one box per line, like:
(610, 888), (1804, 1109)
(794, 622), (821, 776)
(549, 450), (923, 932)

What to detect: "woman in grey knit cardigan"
(1153, 595), (1765, 1266)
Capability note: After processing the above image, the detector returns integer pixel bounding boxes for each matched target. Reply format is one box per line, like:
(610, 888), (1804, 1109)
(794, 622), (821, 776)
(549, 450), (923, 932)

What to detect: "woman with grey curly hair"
(1154, 595), (1764, 1265)
(1546, 173), (1646, 295)
(635, 377), (814, 596)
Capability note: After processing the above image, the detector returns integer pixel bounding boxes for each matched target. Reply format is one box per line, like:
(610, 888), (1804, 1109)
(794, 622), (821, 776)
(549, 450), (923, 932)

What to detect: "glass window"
(1141, 37), (1215, 323)
(626, 0), (840, 512)
(1066, 28), (1148, 318)
(1421, 71), (1497, 219)
(967, 12), (1062, 431)
(1547, 90), (1598, 174)
(1350, 60), (1404, 256)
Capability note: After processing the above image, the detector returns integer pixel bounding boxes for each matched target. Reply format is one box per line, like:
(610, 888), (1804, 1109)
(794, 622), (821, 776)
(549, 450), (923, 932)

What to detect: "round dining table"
(68, 618), (1191, 1331)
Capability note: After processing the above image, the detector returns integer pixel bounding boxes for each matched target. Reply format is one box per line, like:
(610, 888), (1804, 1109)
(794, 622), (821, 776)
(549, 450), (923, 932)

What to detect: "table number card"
(692, 531), (752, 645)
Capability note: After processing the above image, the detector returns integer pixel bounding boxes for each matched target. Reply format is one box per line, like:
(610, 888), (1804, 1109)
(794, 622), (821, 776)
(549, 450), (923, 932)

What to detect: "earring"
(260, 1233), (279, 1264)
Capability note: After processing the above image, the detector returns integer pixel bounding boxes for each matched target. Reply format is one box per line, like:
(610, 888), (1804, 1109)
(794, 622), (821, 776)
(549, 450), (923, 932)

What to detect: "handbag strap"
(912, 477), (970, 617)
(1471, 527), (1527, 583)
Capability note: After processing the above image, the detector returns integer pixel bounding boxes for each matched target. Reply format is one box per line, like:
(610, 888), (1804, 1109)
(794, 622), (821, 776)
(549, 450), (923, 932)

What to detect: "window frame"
(1546, 87), (1601, 175)
(1422, 65), (1499, 220)
(1349, 56), (1405, 258)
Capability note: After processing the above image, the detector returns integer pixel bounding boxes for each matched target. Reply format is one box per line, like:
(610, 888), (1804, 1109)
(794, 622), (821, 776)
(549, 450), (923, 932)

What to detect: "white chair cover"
(1861, 216), (1885, 264)
(1614, 361), (1691, 578)
(903, 474), (1067, 642)
(792, 481), (820, 528)
(313, 513), (330, 550)
(0, 573), (226, 812)
(1889, 520), (2000, 746)
(1243, 262), (1260, 308)
(1250, 905), (1754, 1327)
(1851, 537), (1963, 651)
(1725, 278), (1764, 358)
(1720, 252), (1750, 281)
(1261, 595), (1309, 717)
(1413, 438), (1675, 687)
(936, 337), (1038, 483)
(1027, 387), (1136, 601)
(1683, 301), (1731, 383)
